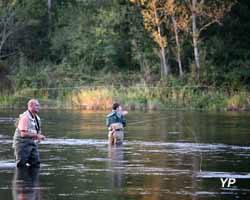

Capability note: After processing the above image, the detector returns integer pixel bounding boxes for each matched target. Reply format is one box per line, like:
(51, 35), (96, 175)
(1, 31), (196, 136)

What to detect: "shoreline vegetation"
(1, 85), (250, 111)
(1, 1), (250, 112)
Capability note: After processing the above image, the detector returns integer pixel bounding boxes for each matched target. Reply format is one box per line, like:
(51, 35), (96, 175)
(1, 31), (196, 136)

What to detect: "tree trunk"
(172, 15), (183, 77)
(160, 46), (170, 77)
(48, 0), (52, 22)
(0, 28), (6, 57)
(192, 0), (201, 81)
(132, 40), (151, 82)
(0, 7), (14, 58)
(153, 0), (170, 77)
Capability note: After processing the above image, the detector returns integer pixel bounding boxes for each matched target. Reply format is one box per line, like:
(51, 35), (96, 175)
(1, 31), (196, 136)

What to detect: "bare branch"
(0, 4), (24, 58)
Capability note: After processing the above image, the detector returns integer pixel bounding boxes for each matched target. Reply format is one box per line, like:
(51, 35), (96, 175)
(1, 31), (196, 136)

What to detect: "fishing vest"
(13, 110), (41, 143)
(106, 111), (126, 127)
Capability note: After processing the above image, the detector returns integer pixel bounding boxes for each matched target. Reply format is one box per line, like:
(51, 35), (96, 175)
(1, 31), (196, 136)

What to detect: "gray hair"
(27, 99), (39, 108)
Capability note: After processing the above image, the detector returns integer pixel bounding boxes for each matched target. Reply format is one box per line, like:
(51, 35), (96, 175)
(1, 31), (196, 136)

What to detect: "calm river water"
(0, 110), (250, 200)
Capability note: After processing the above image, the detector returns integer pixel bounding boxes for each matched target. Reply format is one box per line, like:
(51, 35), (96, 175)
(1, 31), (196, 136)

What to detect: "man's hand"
(37, 134), (45, 142)
(122, 110), (128, 115)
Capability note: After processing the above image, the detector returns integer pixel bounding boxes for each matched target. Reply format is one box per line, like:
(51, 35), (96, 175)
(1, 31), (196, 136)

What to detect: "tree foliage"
(0, 0), (248, 92)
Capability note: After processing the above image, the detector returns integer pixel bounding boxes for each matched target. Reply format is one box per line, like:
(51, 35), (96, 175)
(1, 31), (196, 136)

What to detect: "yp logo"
(220, 178), (236, 188)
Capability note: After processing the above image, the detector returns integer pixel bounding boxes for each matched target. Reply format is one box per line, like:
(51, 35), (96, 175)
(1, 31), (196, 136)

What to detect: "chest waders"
(108, 123), (124, 145)
(13, 111), (42, 167)
(106, 111), (125, 145)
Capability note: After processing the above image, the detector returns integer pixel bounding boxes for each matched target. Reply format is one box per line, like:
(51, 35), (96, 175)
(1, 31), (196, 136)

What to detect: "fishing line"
(128, 113), (203, 172)
(12, 86), (203, 173)
(128, 115), (177, 126)
(13, 95), (63, 104)
(181, 117), (203, 173)
(10, 85), (212, 93)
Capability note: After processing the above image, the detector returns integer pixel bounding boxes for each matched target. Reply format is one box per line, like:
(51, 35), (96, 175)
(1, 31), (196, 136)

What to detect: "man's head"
(112, 103), (120, 111)
(28, 99), (40, 114)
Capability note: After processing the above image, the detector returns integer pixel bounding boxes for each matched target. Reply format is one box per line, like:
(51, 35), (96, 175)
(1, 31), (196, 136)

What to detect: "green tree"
(131, 0), (172, 78)
(184, 0), (236, 81)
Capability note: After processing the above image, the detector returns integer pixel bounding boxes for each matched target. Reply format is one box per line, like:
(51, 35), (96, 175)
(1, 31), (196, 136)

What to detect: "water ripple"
(129, 140), (250, 152)
(197, 171), (250, 179)
(43, 138), (107, 146)
(0, 117), (16, 124)
(0, 138), (250, 153)
(0, 160), (16, 169)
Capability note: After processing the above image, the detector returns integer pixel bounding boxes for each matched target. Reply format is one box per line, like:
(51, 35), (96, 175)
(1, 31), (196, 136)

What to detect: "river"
(0, 110), (250, 200)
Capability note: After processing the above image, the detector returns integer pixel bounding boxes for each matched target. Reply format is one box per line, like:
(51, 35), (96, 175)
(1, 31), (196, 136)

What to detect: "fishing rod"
(128, 115), (177, 126)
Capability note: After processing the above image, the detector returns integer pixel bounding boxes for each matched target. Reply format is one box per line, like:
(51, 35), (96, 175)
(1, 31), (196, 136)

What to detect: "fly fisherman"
(106, 103), (128, 145)
(13, 99), (45, 167)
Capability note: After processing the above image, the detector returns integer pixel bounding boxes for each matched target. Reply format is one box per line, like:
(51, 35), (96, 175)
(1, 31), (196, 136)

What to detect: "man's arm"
(20, 130), (45, 141)
(122, 116), (126, 127)
(106, 116), (112, 127)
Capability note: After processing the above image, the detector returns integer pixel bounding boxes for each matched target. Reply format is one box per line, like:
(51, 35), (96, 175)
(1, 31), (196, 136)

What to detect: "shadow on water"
(12, 167), (42, 200)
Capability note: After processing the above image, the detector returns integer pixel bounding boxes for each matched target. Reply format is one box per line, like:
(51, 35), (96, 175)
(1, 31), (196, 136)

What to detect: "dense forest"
(0, 0), (250, 110)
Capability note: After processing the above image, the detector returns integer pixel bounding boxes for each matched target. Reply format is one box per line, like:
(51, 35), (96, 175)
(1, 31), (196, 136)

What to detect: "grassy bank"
(1, 85), (250, 111)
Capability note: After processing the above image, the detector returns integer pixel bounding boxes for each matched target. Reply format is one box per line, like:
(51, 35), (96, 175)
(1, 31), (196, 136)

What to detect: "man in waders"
(106, 103), (128, 145)
(13, 99), (45, 167)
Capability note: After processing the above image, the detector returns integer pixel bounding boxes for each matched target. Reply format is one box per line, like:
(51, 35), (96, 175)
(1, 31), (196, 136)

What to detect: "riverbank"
(0, 86), (250, 111)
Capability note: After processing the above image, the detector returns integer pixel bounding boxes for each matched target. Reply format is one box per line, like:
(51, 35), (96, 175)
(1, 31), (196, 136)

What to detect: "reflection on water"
(0, 110), (250, 200)
(108, 144), (124, 188)
(12, 167), (41, 200)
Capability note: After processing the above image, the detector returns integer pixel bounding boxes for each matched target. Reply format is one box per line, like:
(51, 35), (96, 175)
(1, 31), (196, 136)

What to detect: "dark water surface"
(0, 110), (250, 200)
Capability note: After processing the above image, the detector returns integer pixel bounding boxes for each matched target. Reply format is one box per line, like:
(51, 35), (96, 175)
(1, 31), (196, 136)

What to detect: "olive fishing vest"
(106, 111), (126, 127)
(13, 110), (41, 144)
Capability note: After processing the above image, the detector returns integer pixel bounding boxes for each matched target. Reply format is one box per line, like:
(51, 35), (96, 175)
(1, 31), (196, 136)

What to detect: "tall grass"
(1, 85), (250, 111)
